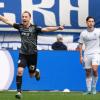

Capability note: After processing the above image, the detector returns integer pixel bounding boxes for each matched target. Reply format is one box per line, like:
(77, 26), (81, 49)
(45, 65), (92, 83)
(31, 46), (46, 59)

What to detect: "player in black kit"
(0, 11), (64, 99)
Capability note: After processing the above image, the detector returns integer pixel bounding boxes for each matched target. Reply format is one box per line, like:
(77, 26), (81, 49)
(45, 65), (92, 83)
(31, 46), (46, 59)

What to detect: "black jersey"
(13, 23), (42, 54)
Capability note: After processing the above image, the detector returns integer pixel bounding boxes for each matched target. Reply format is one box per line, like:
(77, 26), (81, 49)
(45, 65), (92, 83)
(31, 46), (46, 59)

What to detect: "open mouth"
(23, 20), (27, 23)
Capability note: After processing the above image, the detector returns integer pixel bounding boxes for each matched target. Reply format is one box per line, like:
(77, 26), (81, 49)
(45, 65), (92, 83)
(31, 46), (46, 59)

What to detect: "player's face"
(86, 18), (95, 28)
(22, 13), (31, 26)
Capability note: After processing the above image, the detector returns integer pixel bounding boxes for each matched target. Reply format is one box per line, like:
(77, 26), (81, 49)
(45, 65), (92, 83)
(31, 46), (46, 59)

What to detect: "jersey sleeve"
(13, 23), (20, 29)
(35, 26), (42, 33)
(78, 32), (84, 44)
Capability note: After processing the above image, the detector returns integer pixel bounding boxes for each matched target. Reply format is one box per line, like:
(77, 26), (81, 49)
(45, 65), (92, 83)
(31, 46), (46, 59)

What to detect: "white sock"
(92, 76), (98, 89)
(86, 77), (92, 92)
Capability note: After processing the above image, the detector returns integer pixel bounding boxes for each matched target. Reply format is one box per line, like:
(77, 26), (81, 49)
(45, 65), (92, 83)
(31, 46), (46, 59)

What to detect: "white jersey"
(79, 28), (100, 55)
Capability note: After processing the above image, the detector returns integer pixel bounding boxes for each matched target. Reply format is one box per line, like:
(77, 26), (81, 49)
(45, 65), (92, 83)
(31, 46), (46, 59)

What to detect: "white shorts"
(83, 53), (100, 69)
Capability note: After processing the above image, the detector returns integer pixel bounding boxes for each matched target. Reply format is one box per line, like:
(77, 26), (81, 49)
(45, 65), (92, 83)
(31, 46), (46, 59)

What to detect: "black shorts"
(18, 53), (37, 72)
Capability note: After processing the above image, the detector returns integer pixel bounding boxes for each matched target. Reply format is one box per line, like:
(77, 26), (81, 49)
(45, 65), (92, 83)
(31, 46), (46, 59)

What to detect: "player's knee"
(17, 67), (24, 76)
(29, 70), (36, 77)
(93, 69), (98, 77)
(29, 72), (35, 78)
(92, 66), (98, 72)
(86, 69), (91, 77)
(17, 71), (23, 76)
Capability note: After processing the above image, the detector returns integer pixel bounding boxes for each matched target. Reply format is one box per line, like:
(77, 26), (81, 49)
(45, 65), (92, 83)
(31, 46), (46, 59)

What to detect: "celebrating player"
(0, 11), (64, 99)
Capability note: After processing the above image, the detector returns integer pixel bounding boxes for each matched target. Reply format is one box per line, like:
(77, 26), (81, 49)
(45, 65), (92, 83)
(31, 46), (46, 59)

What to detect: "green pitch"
(0, 91), (100, 100)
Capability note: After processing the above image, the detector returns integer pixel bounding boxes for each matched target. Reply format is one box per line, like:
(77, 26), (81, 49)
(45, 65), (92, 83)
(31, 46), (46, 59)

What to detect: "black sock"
(16, 76), (22, 92)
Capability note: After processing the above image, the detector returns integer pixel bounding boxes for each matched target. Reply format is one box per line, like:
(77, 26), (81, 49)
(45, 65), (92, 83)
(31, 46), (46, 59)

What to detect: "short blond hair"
(23, 11), (31, 17)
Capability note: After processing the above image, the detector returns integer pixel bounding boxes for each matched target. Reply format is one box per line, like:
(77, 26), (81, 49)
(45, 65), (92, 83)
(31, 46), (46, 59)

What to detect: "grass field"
(0, 91), (100, 100)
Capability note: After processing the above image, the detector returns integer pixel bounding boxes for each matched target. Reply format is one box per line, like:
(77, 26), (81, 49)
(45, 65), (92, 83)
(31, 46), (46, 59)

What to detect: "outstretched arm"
(41, 26), (64, 32)
(0, 15), (14, 26)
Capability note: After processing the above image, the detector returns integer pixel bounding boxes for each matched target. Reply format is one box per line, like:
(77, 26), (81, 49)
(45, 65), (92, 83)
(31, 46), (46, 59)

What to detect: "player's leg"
(83, 55), (92, 95)
(92, 74), (98, 94)
(91, 54), (99, 94)
(35, 68), (40, 80)
(15, 53), (27, 99)
(29, 66), (40, 80)
(28, 53), (37, 77)
(28, 53), (40, 80)
(83, 69), (92, 95)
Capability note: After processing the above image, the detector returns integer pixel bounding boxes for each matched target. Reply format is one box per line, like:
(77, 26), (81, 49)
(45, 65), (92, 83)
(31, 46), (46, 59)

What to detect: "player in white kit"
(79, 16), (100, 95)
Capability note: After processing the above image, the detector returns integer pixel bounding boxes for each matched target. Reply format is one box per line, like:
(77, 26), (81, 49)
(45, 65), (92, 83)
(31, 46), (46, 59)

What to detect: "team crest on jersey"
(29, 27), (33, 32)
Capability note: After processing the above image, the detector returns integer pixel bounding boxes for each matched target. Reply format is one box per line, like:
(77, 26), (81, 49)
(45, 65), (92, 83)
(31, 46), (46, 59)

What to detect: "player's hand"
(58, 26), (64, 30)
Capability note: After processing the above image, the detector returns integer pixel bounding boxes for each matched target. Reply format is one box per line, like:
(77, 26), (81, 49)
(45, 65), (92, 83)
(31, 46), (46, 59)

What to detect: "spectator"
(52, 34), (67, 50)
